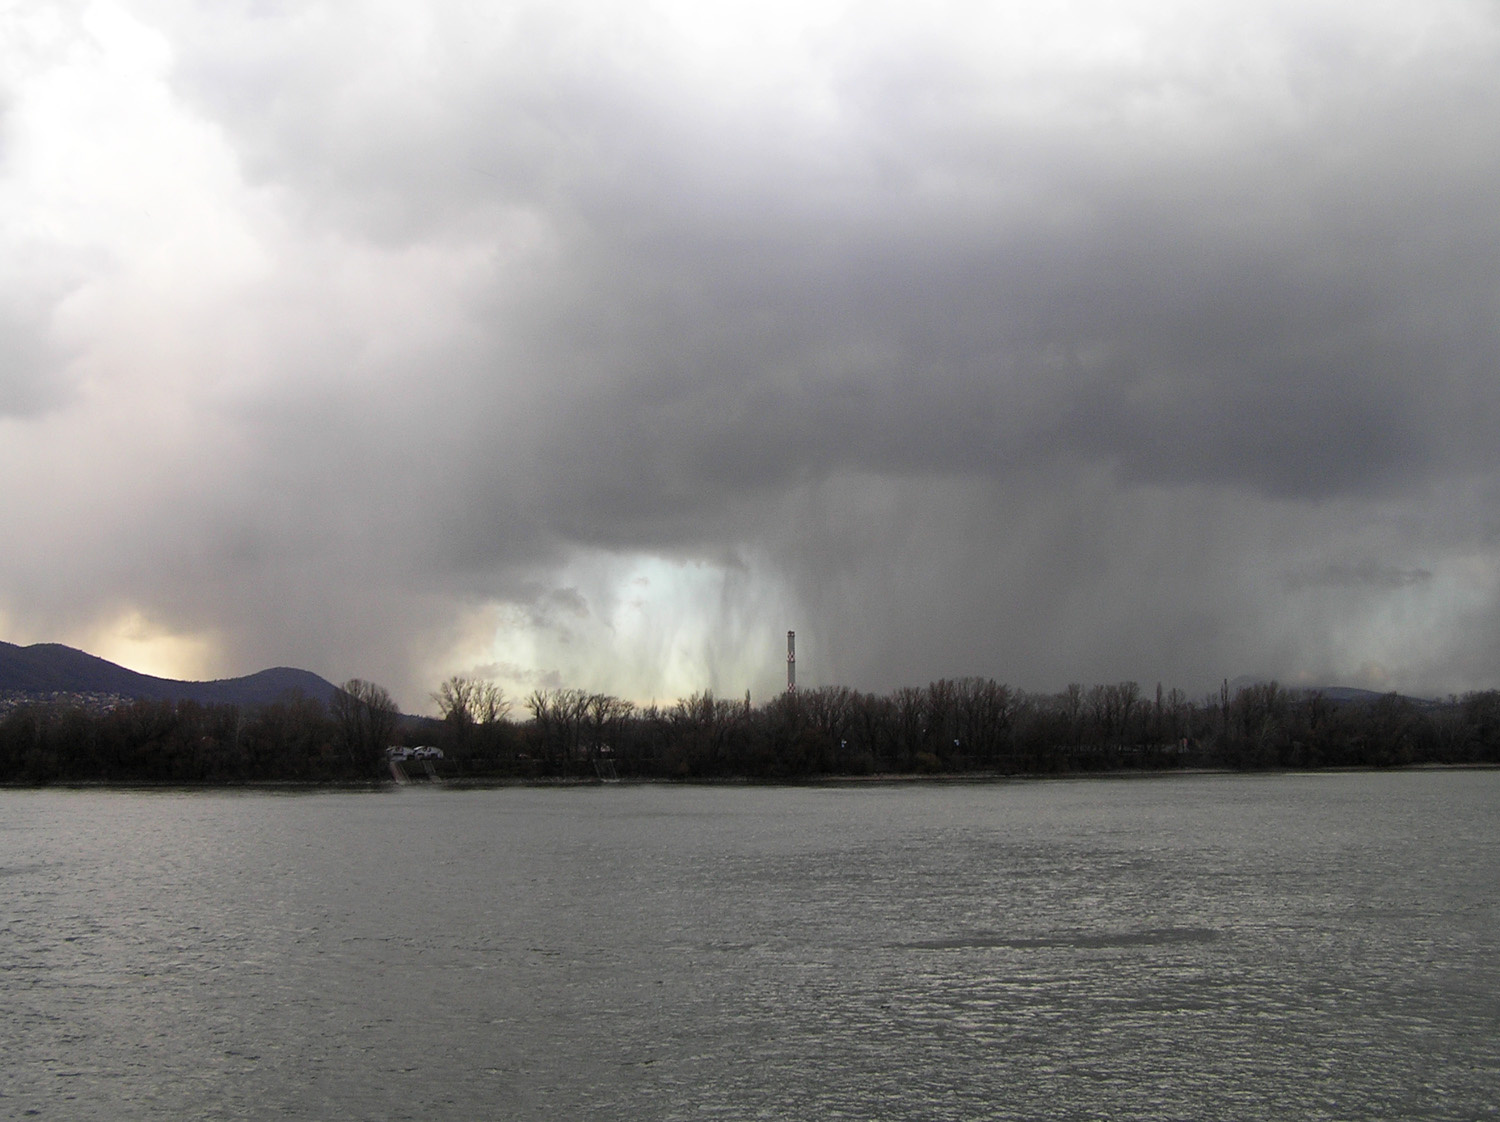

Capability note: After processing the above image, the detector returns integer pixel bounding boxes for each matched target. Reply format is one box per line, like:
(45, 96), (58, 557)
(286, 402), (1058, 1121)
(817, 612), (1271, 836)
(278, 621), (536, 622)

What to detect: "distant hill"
(1308, 686), (1399, 704)
(0, 641), (341, 708)
(1228, 678), (1445, 710)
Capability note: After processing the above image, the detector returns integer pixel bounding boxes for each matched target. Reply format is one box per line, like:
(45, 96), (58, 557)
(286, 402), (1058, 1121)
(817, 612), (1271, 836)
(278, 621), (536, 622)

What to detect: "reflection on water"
(2, 772), (1497, 1120)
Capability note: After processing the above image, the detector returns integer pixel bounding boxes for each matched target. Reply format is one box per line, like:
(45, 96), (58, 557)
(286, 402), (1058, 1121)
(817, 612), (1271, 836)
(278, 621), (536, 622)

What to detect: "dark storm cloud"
(1282, 563), (1434, 592)
(4, 1), (1500, 704)
(360, 12), (1500, 546)
(175, 6), (1500, 501)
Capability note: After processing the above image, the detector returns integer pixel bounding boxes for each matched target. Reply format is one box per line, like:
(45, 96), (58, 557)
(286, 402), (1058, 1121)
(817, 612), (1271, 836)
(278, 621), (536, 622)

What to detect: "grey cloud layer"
(3, 1), (1498, 704)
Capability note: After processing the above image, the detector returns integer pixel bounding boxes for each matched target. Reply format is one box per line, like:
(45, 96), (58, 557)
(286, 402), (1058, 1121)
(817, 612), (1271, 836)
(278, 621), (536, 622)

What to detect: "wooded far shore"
(3, 676), (1498, 785)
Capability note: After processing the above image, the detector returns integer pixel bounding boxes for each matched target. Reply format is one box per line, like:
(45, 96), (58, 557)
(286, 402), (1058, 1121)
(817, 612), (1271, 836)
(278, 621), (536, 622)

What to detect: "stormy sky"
(3, 0), (1499, 711)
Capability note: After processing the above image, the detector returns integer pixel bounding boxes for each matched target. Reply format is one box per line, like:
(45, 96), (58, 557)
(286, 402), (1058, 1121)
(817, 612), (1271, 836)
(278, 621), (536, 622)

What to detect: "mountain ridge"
(0, 641), (340, 708)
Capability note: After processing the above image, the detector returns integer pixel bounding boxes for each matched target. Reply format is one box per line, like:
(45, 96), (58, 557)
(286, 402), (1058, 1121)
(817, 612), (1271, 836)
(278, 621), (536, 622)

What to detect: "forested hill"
(0, 641), (338, 708)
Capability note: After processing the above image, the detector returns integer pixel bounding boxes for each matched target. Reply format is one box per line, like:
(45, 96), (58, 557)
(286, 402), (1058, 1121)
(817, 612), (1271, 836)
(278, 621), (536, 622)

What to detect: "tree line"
(0, 679), (397, 784)
(4, 673), (1499, 784)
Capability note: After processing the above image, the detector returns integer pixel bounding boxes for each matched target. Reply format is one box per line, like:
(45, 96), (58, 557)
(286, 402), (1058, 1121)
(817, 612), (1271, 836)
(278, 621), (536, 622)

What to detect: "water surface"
(2, 771), (1496, 1119)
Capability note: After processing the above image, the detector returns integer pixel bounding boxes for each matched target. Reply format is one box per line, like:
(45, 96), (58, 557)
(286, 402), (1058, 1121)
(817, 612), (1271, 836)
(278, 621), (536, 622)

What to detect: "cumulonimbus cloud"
(2, 0), (1499, 708)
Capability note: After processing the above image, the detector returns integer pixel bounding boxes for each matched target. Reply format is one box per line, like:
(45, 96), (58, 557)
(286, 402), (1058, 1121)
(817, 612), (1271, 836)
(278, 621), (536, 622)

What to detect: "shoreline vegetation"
(3, 675), (1500, 786)
(5, 763), (1498, 794)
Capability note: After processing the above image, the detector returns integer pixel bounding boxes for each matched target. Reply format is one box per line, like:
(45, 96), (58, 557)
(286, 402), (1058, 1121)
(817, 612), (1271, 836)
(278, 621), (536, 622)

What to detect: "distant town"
(0, 690), (133, 719)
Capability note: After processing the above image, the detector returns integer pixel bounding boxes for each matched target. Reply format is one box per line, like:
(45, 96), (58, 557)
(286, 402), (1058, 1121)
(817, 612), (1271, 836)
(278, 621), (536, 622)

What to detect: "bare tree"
(926, 679), (960, 760)
(526, 689), (557, 765)
(802, 686), (855, 747)
(476, 682), (511, 725)
(891, 686), (927, 768)
(434, 676), (479, 726)
(1061, 683), (1085, 741)
(526, 687), (588, 765)
(955, 678), (1013, 764)
(584, 693), (634, 761)
(330, 678), (399, 775)
(433, 676), (510, 727)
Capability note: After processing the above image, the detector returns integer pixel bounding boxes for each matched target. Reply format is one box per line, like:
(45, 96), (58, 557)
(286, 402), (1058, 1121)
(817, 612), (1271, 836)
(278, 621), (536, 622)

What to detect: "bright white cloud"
(432, 549), (797, 707)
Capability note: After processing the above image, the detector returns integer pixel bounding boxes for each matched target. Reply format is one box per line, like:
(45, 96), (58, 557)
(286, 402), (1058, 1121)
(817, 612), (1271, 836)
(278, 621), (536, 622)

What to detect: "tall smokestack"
(786, 630), (796, 693)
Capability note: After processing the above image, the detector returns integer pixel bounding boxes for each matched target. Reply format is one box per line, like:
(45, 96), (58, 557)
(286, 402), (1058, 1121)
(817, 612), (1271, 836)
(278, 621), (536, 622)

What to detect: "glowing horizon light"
(73, 609), (220, 682)
(428, 549), (800, 710)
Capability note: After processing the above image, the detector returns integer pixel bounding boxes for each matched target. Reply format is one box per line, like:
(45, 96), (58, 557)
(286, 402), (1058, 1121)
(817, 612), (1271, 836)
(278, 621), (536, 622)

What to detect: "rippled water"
(2, 771), (1497, 1120)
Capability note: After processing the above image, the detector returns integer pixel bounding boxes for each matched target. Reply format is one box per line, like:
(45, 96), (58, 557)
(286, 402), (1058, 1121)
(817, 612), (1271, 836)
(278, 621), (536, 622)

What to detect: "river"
(2, 770), (1497, 1119)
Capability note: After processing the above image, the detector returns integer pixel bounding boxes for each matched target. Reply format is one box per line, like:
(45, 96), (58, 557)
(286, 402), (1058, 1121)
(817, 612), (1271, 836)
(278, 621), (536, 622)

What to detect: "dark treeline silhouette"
(6, 675), (1499, 785)
(0, 679), (396, 784)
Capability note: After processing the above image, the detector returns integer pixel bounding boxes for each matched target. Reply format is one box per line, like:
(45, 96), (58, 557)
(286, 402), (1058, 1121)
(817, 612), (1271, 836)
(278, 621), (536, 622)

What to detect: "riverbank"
(7, 760), (1495, 792)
